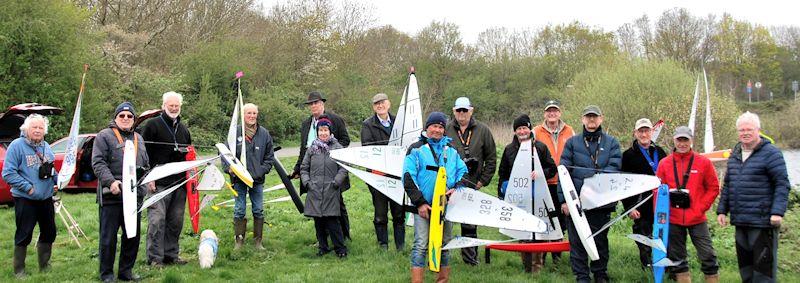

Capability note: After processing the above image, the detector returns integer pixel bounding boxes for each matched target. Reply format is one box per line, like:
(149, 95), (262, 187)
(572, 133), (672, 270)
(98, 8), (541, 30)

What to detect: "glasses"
(117, 114), (134, 119)
(455, 108), (470, 113)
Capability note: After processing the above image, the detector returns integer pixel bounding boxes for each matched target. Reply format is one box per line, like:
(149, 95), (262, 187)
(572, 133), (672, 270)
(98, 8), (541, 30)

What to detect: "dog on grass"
(198, 229), (219, 269)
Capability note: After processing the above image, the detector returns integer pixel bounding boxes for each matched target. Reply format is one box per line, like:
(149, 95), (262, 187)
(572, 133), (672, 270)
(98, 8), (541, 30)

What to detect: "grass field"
(1, 156), (798, 282)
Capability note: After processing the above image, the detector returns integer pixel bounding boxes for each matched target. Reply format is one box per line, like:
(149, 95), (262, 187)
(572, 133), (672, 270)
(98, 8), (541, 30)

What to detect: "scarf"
(245, 124), (257, 141)
(309, 136), (338, 155)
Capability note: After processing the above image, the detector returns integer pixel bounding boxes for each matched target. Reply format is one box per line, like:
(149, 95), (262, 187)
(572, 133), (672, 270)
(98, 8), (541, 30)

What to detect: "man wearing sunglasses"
(138, 91), (193, 267)
(445, 96), (497, 266)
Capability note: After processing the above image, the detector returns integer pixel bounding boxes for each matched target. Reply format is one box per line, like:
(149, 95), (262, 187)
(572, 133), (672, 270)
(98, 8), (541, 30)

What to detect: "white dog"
(198, 229), (219, 269)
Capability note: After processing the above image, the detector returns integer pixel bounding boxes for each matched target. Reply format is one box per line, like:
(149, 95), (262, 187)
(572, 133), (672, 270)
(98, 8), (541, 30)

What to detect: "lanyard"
(638, 144), (659, 174)
(583, 135), (602, 169)
(159, 115), (179, 148)
(425, 144), (448, 166)
(671, 153), (695, 190)
(112, 128), (139, 156)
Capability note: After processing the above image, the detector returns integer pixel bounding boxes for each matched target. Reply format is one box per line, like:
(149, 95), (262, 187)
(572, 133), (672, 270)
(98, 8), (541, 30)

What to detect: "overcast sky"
(257, 0), (798, 44)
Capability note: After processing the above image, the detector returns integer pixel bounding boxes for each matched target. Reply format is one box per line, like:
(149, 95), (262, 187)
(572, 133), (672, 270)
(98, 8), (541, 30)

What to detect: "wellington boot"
(37, 243), (52, 272)
(253, 217), (265, 250)
(411, 267), (425, 283)
(531, 252), (544, 273)
(704, 273), (719, 283)
(436, 267), (451, 283)
(675, 271), (692, 283)
(234, 218), (247, 250)
(13, 245), (27, 278)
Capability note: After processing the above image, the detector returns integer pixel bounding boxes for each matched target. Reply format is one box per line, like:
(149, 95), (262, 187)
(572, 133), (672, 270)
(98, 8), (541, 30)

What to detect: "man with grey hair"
(138, 91), (193, 267)
(717, 112), (789, 283)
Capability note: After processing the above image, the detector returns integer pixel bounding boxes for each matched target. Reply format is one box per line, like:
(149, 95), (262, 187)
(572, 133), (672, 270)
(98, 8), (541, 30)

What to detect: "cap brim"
(673, 134), (693, 139)
(635, 125), (653, 130)
(453, 106), (473, 110)
(582, 111), (601, 116)
(544, 105), (560, 110)
(304, 98), (326, 104)
(372, 98), (387, 103)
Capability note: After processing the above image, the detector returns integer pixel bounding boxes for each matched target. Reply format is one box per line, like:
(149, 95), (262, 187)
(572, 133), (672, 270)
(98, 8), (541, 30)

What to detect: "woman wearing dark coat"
(300, 117), (350, 258)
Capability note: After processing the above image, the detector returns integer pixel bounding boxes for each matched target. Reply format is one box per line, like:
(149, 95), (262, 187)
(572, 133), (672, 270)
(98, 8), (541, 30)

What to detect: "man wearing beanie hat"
(445, 97), (496, 266)
(404, 111), (468, 282)
(360, 94), (406, 251)
(559, 105), (621, 283)
(532, 99), (574, 263)
(92, 102), (152, 281)
(497, 114), (558, 273)
(620, 118), (667, 270)
(138, 92), (192, 266)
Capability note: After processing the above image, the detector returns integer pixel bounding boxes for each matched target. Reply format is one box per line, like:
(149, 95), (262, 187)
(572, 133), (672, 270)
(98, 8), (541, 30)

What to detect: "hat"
(305, 91), (327, 104)
(513, 114), (531, 130)
(673, 126), (694, 139)
(453, 97), (473, 110)
(425, 112), (448, 128)
(316, 116), (333, 130)
(372, 93), (389, 103)
(581, 105), (602, 116)
(544, 100), (561, 111)
(114, 102), (136, 118)
(634, 118), (653, 130)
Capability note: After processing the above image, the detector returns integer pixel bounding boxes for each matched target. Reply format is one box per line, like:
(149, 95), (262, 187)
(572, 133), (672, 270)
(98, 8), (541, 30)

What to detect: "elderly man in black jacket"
(291, 91), (351, 239)
(360, 93), (406, 250)
(717, 112), (790, 283)
(620, 118), (667, 270)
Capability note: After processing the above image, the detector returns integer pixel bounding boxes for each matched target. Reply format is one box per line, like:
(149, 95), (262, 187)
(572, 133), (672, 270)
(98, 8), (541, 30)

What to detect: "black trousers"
(339, 194), (350, 240)
(632, 216), (654, 268)
(99, 203), (140, 280)
(14, 197), (56, 246)
(368, 185), (405, 247)
(313, 216), (346, 254)
(667, 222), (719, 275)
(547, 184), (567, 260)
(567, 209), (611, 282)
(735, 226), (779, 283)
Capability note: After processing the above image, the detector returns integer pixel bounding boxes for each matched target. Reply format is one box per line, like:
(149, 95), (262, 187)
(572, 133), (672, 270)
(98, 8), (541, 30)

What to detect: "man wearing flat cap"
(292, 91), (351, 239)
(558, 105), (621, 283)
(360, 93), (405, 250)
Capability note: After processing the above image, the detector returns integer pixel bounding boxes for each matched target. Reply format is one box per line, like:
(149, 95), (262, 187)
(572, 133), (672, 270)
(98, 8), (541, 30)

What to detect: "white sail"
(532, 144), (563, 240)
(578, 173), (661, 210)
(139, 168), (204, 213)
(559, 165), (599, 261)
(329, 146), (406, 177)
(237, 78), (246, 168)
(197, 164), (225, 191)
(192, 194), (217, 218)
(499, 140), (534, 240)
(389, 71), (423, 148)
(703, 67), (714, 153)
(442, 236), (515, 250)
(389, 87), (407, 146)
(446, 188), (547, 233)
(627, 234), (667, 253)
(57, 89), (83, 190)
(140, 156), (220, 185)
(227, 93), (240, 154)
(338, 162), (406, 205)
(688, 75), (700, 135)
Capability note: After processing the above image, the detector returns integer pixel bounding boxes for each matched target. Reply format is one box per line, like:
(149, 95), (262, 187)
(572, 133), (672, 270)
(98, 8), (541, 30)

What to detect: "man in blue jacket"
(404, 112), (468, 283)
(559, 105), (621, 283)
(717, 112), (790, 283)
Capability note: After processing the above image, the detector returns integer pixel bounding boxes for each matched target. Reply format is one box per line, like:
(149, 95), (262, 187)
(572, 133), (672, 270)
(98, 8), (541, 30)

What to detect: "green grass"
(1, 156), (799, 282)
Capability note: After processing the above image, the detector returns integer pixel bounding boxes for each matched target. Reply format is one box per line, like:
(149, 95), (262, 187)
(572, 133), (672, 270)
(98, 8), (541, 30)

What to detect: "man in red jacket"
(655, 126), (720, 283)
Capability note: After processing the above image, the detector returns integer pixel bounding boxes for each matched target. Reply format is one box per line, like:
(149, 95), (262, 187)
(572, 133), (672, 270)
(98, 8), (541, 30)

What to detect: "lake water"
(784, 150), (800, 188)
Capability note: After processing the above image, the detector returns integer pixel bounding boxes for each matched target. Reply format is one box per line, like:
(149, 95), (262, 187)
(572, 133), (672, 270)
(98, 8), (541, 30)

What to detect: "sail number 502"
(478, 199), (513, 221)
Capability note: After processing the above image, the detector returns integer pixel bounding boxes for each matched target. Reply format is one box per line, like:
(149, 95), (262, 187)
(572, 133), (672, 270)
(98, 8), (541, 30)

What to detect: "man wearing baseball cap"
(620, 118), (667, 270)
(532, 99), (574, 263)
(445, 96), (496, 266)
(558, 105), (621, 283)
(655, 126), (720, 282)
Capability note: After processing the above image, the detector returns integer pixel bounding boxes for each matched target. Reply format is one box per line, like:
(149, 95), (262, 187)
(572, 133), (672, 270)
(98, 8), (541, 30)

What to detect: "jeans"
(233, 182), (264, 220)
(410, 214), (453, 268)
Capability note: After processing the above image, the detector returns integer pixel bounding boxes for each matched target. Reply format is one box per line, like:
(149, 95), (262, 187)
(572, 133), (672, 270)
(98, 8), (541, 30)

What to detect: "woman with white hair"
(2, 114), (58, 278)
(717, 111), (790, 283)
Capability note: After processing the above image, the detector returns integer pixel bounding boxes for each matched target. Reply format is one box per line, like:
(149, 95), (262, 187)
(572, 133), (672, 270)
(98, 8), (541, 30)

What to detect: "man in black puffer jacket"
(717, 112), (790, 283)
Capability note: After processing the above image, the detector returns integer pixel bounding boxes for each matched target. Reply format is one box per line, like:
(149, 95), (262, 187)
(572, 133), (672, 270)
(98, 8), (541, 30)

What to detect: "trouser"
(339, 194), (350, 240)
(14, 197), (56, 246)
(99, 204), (140, 280)
(667, 222), (719, 275)
(632, 215), (654, 268)
(233, 182), (264, 220)
(567, 209), (611, 282)
(547, 184), (567, 261)
(410, 214), (454, 268)
(368, 185), (405, 248)
(313, 216), (346, 254)
(147, 184), (186, 263)
(735, 226), (779, 283)
(460, 223), (479, 265)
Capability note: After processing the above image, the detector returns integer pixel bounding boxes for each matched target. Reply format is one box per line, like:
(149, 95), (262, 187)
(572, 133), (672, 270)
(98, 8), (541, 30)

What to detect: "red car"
(0, 103), (65, 204)
(50, 133), (99, 193)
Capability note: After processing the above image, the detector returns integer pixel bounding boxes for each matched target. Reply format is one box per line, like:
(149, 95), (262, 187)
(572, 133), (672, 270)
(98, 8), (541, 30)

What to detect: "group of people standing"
(1, 87), (791, 283)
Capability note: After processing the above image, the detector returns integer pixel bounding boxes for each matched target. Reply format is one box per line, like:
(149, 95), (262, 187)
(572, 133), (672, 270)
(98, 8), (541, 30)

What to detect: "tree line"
(2, 0), (798, 148)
